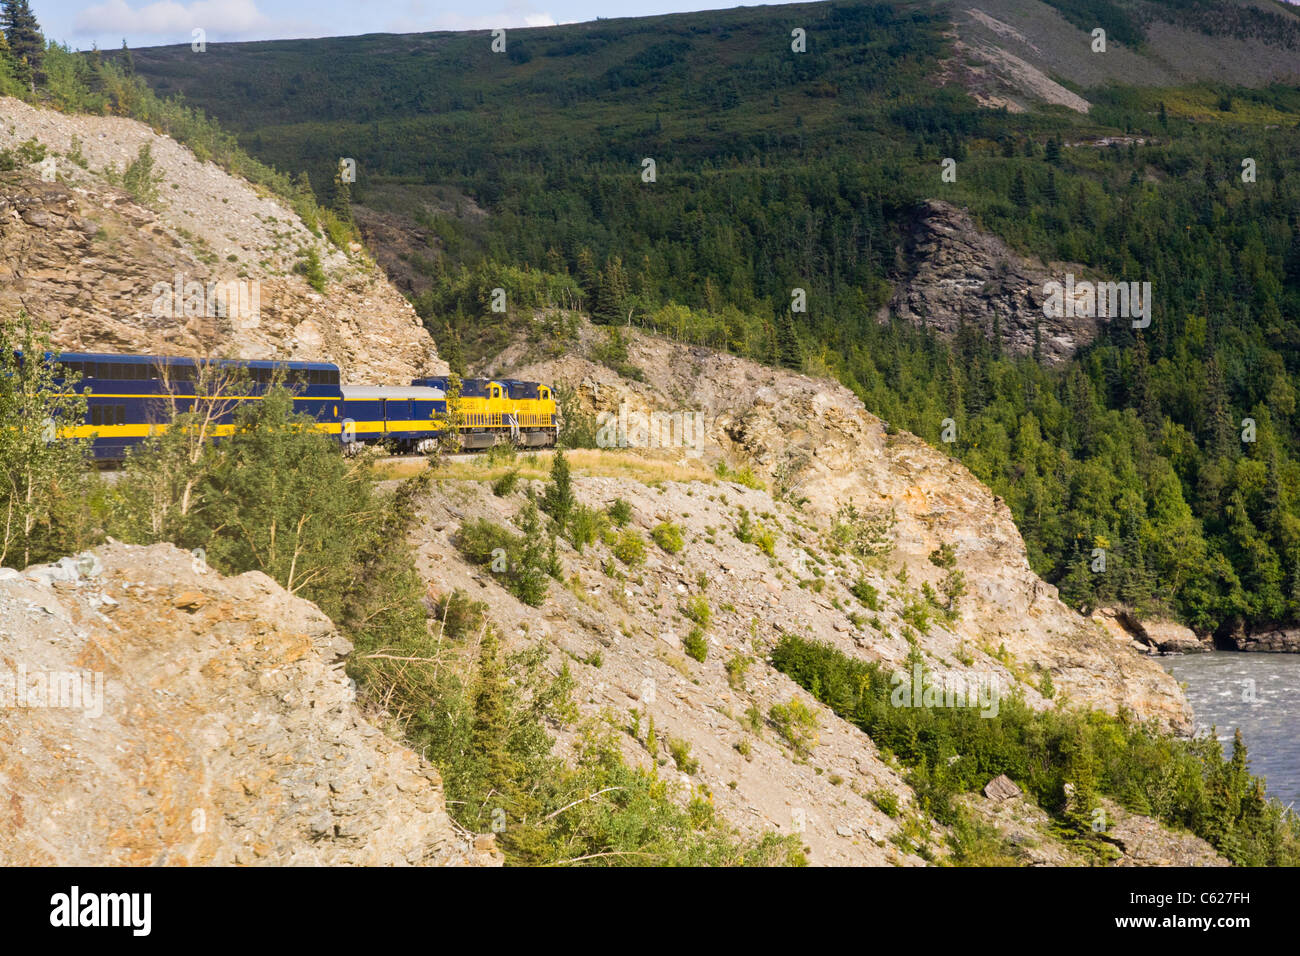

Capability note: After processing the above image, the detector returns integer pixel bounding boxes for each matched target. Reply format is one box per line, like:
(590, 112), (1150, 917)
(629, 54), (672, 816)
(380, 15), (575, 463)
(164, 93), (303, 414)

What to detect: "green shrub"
(651, 521), (685, 554)
(683, 625), (708, 662)
(17, 138), (46, 164)
(608, 498), (633, 526)
(735, 506), (754, 543)
(725, 653), (751, 690)
(454, 505), (550, 606)
(851, 577), (881, 610)
(831, 503), (896, 559)
(681, 593), (711, 627)
(294, 246), (327, 293)
(900, 592), (932, 634)
(491, 469), (520, 497)
(869, 789), (900, 818)
(613, 528), (645, 566)
(669, 737), (699, 774)
(768, 697), (819, 757)
(929, 543), (957, 568)
(434, 588), (488, 640)
(568, 503), (603, 552)
(715, 461), (765, 490)
(122, 143), (160, 205)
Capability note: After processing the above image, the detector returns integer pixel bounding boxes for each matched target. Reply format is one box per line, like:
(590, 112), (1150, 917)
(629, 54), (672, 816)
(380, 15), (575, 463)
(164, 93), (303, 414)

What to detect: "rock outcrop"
(0, 542), (497, 866)
(1224, 624), (1300, 653)
(959, 788), (1228, 867)
(888, 200), (1099, 364)
(0, 96), (446, 383)
(1092, 608), (1210, 655)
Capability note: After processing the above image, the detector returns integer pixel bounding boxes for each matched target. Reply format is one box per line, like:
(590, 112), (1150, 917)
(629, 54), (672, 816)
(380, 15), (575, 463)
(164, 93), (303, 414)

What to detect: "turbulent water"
(1162, 653), (1300, 808)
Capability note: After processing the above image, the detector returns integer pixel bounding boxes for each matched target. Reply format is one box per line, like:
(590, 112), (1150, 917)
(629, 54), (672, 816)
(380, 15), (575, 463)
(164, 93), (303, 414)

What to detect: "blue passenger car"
(49, 352), (344, 460)
(338, 384), (447, 453)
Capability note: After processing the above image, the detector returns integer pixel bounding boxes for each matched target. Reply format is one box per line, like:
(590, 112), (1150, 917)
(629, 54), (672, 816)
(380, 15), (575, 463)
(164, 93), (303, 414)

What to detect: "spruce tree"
(331, 163), (353, 225)
(470, 629), (518, 806)
(594, 256), (628, 324)
(1, 0), (43, 91)
(1010, 169), (1029, 209)
(777, 314), (802, 370)
(1130, 332), (1159, 435)
(540, 447), (574, 534)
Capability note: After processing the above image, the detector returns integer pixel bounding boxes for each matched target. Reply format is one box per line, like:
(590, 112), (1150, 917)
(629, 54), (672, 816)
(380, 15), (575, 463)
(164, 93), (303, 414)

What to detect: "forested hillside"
(30, 0), (1300, 638)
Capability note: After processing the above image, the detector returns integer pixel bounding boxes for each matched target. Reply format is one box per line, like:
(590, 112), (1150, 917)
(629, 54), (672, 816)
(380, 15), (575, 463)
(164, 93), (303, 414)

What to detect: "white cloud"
(383, 2), (558, 34)
(73, 0), (277, 38)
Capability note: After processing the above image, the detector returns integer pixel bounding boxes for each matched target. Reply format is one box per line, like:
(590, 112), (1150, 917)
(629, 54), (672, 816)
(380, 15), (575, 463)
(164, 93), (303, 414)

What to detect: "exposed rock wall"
(0, 97), (446, 383)
(888, 200), (1100, 364)
(0, 542), (497, 866)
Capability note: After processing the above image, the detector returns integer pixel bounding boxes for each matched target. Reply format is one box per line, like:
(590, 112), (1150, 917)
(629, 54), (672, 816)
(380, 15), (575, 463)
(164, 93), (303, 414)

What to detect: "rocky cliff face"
(889, 199), (1099, 364)
(0, 542), (497, 866)
(0, 96), (446, 382)
(422, 320), (1202, 864)
(483, 320), (1190, 734)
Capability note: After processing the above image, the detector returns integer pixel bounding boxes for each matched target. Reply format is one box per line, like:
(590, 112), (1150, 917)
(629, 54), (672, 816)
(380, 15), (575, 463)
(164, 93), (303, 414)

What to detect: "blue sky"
(35, 0), (791, 50)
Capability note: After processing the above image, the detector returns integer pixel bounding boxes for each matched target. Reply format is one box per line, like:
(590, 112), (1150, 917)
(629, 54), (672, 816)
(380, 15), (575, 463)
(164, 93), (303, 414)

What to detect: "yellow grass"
(376, 448), (716, 485)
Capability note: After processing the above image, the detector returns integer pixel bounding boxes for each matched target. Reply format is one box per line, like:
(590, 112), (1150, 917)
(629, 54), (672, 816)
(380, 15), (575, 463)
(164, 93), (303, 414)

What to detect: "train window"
(91, 405), (117, 426)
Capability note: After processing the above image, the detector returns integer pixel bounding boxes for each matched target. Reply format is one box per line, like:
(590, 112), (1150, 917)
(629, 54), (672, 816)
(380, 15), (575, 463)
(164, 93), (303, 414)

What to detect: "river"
(1162, 653), (1300, 808)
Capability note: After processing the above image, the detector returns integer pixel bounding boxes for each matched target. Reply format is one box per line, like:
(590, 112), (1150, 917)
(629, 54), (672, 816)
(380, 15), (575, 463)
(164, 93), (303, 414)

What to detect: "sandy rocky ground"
(0, 96), (446, 382)
(0, 542), (498, 866)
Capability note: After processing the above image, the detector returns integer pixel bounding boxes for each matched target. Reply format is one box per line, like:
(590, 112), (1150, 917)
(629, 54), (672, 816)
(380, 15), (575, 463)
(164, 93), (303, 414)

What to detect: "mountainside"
(106, 0), (1300, 642)
(0, 96), (446, 381)
(482, 318), (1190, 729)
(947, 0), (1300, 113)
(5, 1), (1300, 867)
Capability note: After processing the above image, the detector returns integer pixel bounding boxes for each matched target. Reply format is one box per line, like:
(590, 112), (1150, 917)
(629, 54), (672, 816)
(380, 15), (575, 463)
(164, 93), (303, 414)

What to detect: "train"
(40, 351), (558, 461)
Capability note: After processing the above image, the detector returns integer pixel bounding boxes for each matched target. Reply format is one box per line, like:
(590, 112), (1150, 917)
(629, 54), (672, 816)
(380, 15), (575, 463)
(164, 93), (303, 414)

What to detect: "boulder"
(983, 774), (1022, 802)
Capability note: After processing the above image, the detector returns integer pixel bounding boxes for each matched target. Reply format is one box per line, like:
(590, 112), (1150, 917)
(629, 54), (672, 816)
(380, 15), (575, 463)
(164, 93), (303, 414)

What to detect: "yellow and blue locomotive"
(43, 351), (556, 460)
(410, 376), (558, 449)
